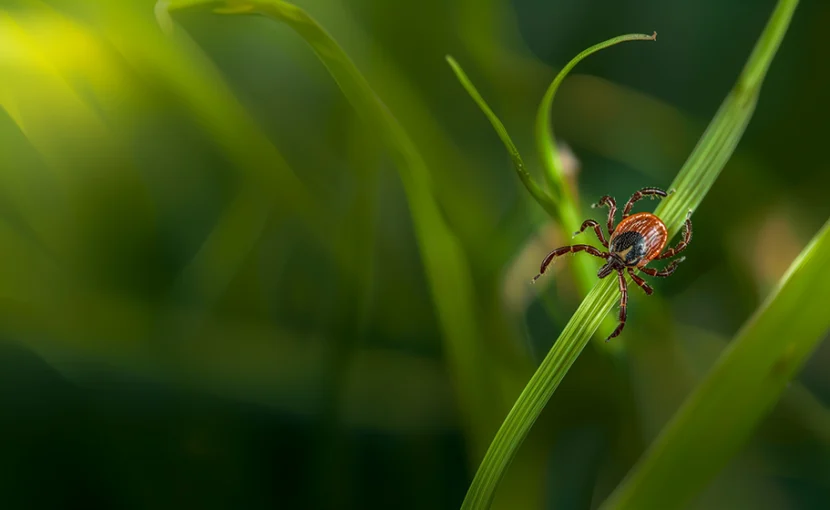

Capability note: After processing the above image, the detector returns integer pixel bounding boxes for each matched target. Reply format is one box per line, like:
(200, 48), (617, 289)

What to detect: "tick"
(532, 187), (693, 341)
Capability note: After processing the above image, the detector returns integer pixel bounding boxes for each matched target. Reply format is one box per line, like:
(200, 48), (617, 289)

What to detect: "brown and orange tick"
(532, 187), (692, 341)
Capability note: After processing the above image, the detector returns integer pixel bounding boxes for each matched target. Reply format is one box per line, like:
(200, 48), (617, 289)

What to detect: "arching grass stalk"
(158, 0), (504, 462)
(445, 56), (558, 219)
(458, 0), (797, 507)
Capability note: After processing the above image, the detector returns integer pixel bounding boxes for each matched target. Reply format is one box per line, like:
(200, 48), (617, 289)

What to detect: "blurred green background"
(0, 0), (828, 508)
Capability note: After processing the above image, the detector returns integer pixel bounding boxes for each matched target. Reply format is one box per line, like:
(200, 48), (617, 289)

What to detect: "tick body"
(604, 212), (667, 270)
(533, 187), (692, 341)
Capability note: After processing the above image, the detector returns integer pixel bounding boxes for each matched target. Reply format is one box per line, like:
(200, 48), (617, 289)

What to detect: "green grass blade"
(161, 0), (500, 459)
(460, 0), (797, 506)
(445, 56), (559, 220)
(461, 276), (620, 509)
(655, 0), (798, 233)
(97, 0), (340, 317)
(678, 324), (830, 448)
(602, 214), (830, 510)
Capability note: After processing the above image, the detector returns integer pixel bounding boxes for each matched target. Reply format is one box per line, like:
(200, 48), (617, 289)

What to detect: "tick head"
(597, 255), (624, 279)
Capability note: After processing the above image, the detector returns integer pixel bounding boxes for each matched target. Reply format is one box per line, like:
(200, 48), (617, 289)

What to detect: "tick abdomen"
(609, 212), (668, 266)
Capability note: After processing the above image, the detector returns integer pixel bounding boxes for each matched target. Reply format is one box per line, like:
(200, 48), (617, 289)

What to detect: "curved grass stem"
(159, 0), (503, 462)
(445, 56), (559, 219)
(535, 32), (656, 212)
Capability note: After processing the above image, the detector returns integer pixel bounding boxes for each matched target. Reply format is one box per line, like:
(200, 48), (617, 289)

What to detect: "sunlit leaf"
(161, 0), (503, 459)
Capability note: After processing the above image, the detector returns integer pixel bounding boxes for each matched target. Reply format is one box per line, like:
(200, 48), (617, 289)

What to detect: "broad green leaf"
(459, 0), (798, 507)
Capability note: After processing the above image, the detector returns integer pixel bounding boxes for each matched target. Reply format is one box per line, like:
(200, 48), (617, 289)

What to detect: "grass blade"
(462, 276), (621, 509)
(654, 0), (798, 232)
(161, 0), (501, 459)
(460, 0), (797, 506)
(445, 56), (559, 220)
(602, 214), (829, 509)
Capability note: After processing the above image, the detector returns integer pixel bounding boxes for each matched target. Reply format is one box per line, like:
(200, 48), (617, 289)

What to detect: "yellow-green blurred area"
(0, 0), (827, 508)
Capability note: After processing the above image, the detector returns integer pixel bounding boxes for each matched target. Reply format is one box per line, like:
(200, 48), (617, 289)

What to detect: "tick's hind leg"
(628, 267), (653, 295)
(532, 245), (607, 282)
(622, 187), (672, 217)
(606, 270), (628, 342)
(640, 256), (686, 278)
(656, 210), (693, 260)
(592, 195), (617, 236)
(573, 219), (608, 247)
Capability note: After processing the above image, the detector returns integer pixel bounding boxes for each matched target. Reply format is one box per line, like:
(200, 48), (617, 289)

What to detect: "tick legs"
(639, 257), (686, 278)
(573, 219), (608, 247)
(622, 187), (671, 217)
(592, 195), (617, 236)
(627, 267), (653, 295)
(533, 245), (607, 282)
(656, 210), (693, 260)
(607, 270), (628, 342)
